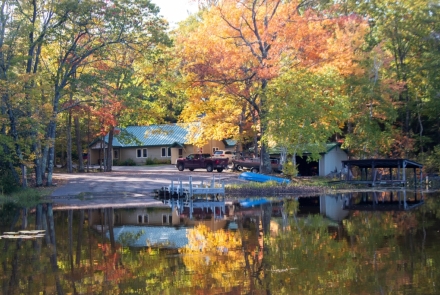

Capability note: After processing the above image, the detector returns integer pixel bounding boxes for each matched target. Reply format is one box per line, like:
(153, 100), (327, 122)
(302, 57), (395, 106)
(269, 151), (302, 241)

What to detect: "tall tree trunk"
(68, 210), (74, 271)
(46, 120), (57, 187)
(67, 111), (73, 173)
(75, 116), (85, 172)
(76, 210), (85, 266)
(107, 208), (116, 251)
(259, 79), (272, 174)
(46, 203), (65, 295)
(5, 99), (28, 187)
(105, 128), (114, 172)
(33, 141), (43, 187)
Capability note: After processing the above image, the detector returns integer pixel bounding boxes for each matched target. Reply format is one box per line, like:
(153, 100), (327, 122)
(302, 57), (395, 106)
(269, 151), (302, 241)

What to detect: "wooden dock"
(156, 176), (225, 199)
(159, 176), (227, 219)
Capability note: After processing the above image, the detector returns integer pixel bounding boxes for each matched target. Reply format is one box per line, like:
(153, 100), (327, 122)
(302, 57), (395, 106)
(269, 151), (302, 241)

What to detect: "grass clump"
(0, 188), (44, 207)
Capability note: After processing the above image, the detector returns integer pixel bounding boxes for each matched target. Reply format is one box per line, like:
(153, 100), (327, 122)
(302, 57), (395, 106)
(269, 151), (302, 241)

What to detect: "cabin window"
(161, 147), (171, 157)
(138, 215), (143, 224)
(162, 214), (167, 224)
(113, 150), (119, 159)
(137, 148), (148, 158)
(168, 215), (172, 224)
(143, 215), (149, 224)
(178, 148), (183, 157)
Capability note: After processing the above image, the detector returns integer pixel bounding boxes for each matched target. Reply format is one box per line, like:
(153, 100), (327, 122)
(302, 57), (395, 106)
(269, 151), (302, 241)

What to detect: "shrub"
(421, 146), (440, 174)
(145, 158), (171, 165)
(145, 158), (155, 165)
(0, 188), (42, 207)
(0, 202), (19, 227)
(0, 170), (20, 194)
(283, 162), (298, 178)
(120, 158), (136, 166)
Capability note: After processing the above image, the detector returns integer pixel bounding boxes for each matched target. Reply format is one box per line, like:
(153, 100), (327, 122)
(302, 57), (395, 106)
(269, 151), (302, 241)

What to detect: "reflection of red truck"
(176, 154), (229, 172)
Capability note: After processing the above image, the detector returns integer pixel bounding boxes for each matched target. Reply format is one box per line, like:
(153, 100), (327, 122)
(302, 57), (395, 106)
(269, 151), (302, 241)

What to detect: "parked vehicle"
(232, 157), (283, 173)
(212, 150), (235, 168)
(212, 150), (235, 160)
(176, 153), (229, 172)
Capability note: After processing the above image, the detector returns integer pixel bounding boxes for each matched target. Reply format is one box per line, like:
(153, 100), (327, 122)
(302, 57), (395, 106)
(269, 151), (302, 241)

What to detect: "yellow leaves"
(183, 224), (242, 254)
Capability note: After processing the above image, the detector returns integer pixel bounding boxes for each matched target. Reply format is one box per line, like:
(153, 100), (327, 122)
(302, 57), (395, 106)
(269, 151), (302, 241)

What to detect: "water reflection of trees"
(2, 194), (440, 294)
(0, 203), (63, 294)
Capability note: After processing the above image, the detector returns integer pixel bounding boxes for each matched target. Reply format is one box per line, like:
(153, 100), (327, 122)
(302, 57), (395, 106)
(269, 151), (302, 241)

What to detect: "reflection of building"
(295, 191), (425, 223)
(342, 191), (425, 211)
(319, 195), (350, 222)
(89, 206), (231, 248)
(294, 195), (350, 222)
(88, 207), (180, 227)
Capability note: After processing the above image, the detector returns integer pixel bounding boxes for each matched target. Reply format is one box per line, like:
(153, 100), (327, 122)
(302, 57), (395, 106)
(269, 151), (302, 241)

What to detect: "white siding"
(319, 146), (348, 176)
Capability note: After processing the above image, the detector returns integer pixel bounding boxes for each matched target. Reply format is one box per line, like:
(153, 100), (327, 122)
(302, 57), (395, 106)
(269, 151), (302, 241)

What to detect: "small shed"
(341, 158), (423, 187)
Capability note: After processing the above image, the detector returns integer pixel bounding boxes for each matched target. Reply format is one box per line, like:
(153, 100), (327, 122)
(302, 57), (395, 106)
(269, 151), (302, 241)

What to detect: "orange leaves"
(95, 243), (129, 282)
(90, 94), (126, 136)
(178, 0), (367, 87)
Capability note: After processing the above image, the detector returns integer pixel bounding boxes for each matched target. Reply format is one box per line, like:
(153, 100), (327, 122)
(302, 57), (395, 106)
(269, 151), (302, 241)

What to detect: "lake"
(1, 190), (439, 294)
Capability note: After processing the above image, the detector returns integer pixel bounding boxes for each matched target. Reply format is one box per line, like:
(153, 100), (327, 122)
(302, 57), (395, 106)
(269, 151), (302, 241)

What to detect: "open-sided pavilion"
(341, 158), (423, 187)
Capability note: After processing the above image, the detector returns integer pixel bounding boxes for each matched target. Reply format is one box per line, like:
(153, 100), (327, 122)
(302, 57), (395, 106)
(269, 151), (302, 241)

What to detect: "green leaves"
(264, 66), (349, 159)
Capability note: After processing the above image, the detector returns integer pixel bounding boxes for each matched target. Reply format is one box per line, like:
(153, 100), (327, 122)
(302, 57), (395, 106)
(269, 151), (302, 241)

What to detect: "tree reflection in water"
(1, 192), (440, 294)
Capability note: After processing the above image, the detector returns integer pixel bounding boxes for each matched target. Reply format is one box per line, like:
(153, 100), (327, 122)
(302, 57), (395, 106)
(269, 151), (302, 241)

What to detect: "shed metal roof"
(263, 142), (343, 155)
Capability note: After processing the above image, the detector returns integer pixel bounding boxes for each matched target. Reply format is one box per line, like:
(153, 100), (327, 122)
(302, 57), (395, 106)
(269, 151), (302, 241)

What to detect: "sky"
(151, 0), (199, 28)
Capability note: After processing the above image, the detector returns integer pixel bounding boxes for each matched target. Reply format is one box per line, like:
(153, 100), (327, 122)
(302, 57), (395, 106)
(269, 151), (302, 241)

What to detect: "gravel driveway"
(49, 165), (245, 209)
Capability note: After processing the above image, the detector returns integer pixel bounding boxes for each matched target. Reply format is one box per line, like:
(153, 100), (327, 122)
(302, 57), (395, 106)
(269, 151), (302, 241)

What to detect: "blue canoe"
(238, 172), (290, 184)
(239, 198), (270, 208)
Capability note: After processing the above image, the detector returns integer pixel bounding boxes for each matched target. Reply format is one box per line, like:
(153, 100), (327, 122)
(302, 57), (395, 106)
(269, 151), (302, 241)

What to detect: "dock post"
(171, 180), (174, 197)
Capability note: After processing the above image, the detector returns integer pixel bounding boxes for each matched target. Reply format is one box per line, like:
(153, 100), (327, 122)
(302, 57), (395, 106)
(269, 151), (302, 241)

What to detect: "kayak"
(238, 172), (290, 184)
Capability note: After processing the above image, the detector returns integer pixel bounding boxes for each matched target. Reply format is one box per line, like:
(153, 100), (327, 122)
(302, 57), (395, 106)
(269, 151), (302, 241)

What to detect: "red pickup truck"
(176, 153), (229, 172)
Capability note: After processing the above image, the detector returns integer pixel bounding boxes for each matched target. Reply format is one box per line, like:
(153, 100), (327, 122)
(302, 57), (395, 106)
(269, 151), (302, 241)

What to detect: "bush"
(282, 162), (298, 178)
(145, 158), (171, 165)
(0, 188), (42, 207)
(0, 202), (19, 227)
(0, 170), (20, 194)
(421, 146), (440, 174)
(120, 158), (136, 166)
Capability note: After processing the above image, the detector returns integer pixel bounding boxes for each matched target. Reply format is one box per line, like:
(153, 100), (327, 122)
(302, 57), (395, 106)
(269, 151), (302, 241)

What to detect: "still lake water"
(1, 190), (439, 294)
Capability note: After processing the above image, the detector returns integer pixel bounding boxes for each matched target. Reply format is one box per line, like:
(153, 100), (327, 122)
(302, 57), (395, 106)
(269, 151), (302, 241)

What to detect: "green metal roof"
(223, 139), (237, 147)
(253, 143), (342, 155)
(107, 124), (189, 147)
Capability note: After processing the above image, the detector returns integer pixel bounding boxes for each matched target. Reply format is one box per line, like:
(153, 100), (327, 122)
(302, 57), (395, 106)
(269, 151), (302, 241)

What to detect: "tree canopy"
(1, 0), (440, 188)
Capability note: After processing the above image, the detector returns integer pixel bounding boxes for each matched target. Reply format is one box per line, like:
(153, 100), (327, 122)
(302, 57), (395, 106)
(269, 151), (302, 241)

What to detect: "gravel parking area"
(49, 165), (246, 208)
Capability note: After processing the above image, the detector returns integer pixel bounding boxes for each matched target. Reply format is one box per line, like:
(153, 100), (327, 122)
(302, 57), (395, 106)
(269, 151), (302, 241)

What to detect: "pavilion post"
(413, 168), (417, 188)
(402, 161), (406, 185)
